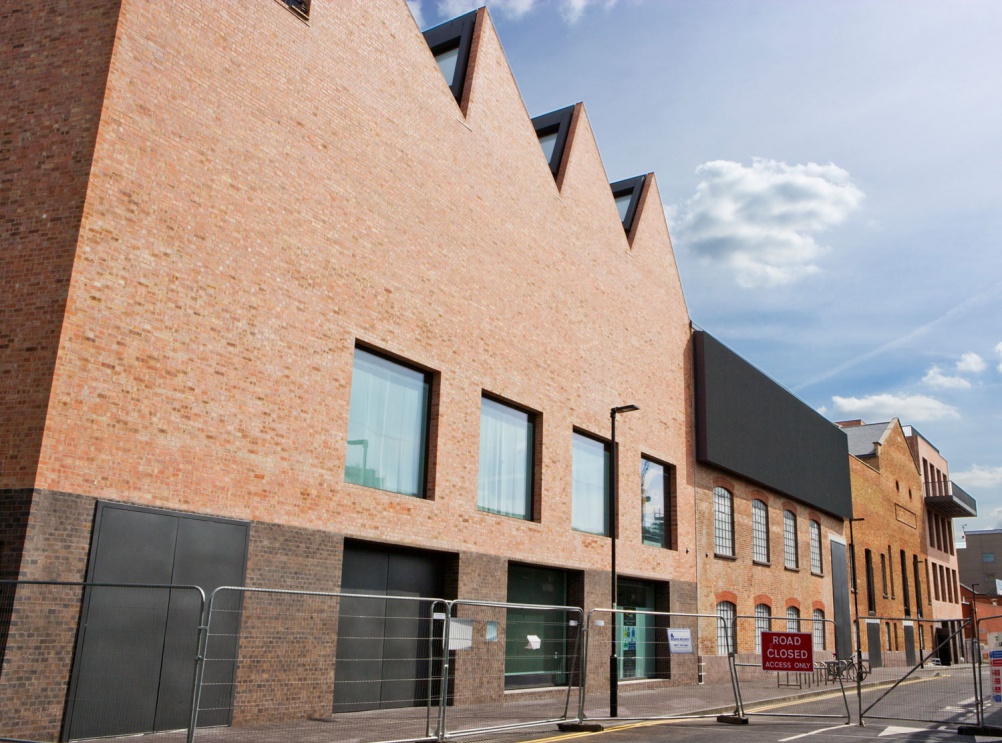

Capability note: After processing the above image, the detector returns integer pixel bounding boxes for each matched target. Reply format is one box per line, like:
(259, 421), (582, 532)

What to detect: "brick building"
(838, 419), (974, 667)
(2, 0), (852, 738)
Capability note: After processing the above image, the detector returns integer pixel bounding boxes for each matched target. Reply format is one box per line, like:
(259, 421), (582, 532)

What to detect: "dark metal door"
(903, 624), (916, 666)
(866, 621), (883, 668)
(333, 543), (444, 712)
(829, 539), (852, 660)
(66, 503), (247, 740)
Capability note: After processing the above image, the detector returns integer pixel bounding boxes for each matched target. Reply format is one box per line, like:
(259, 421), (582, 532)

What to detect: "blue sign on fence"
(991, 650), (1002, 660)
(994, 694), (1002, 704)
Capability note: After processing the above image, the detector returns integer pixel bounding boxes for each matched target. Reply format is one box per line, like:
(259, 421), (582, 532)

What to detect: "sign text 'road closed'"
(760, 631), (813, 672)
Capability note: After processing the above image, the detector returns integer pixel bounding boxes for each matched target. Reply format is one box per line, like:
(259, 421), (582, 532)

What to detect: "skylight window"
(423, 11), (477, 105)
(609, 175), (646, 233)
(531, 105), (574, 179)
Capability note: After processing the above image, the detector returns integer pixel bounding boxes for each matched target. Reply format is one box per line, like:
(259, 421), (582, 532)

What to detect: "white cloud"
(831, 393), (959, 423)
(954, 464), (1002, 489)
(816, 405), (828, 415)
(922, 365), (971, 390)
(957, 352), (986, 374)
(671, 159), (864, 289)
(407, 0), (427, 28)
(434, 0), (616, 22)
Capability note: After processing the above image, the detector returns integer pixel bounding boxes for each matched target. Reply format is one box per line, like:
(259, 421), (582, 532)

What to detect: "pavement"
(75, 662), (972, 743)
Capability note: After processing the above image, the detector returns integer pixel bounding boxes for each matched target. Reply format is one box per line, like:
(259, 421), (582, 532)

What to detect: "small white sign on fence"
(667, 628), (694, 654)
(448, 619), (473, 650)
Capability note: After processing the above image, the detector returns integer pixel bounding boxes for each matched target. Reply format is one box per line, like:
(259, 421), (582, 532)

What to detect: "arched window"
(755, 603), (771, 653)
(786, 606), (800, 633)
(783, 510), (799, 569)
(812, 609), (825, 650)
(713, 488), (734, 557)
(809, 520), (822, 574)
(752, 500), (769, 563)
(716, 601), (736, 655)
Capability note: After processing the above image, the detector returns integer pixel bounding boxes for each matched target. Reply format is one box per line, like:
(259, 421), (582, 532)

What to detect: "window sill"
(812, 571), (824, 577)
(753, 560), (771, 567)
(714, 553), (737, 561)
(784, 566), (800, 573)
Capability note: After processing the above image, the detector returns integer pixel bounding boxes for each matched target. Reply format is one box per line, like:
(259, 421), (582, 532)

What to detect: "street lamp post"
(971, 583), (981, 661)
(609, 404), (638, 719)
(848, 517), (865, 726)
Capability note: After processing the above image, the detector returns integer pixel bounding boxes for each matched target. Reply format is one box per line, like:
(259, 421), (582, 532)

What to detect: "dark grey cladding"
(693, 331), (852, 520)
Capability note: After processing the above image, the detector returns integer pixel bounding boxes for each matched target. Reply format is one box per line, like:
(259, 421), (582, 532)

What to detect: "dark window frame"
(571, 428), (612, 537)
(422, 10), (477, 105)
(609, 175), (646, 233)
(345, 342), (438, 500)
(477, 392), (542, 522)
(531, 105), (575, 178)
(640, 454), (676, 550)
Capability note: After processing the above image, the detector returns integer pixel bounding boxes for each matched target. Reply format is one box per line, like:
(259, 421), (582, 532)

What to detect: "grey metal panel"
(66, 505), (178, 740)
(67, 503), (249, 740)
(333, 544), (444, 712)
(829, 540), (853, 661)
(904, 625), (916, 666)
(693, 331), (852, 519)
(866, 622), (883, 668)
(156, 517), (248, 731)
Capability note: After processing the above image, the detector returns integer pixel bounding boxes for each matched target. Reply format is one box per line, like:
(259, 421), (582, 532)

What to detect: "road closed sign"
(761, 631), (813, 672)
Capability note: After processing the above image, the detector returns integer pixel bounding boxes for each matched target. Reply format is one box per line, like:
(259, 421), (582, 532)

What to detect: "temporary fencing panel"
(192, 587), (447, 743)
(730, 614), (850, 723)
(439, 600), (584, 738)
(973, 613), (1002, 729)
(580, 610), (738, 721)
(0, 580), (204, 743)
(860, 616), (978, 727)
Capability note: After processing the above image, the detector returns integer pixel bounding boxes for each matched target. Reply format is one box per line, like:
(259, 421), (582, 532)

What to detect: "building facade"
(2, 1), (854, 739)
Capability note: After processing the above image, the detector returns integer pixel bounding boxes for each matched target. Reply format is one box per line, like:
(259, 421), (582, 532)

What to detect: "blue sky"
(408, 0), (1002, 533)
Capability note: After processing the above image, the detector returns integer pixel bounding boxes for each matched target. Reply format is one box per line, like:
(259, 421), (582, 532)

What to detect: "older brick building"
(838, 419), (974, 667)
(2, 0), (854, 738)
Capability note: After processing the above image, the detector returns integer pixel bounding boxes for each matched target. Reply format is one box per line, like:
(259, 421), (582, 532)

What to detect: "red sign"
(992, 659), (1002, 667)
(761, 631), (813, 672)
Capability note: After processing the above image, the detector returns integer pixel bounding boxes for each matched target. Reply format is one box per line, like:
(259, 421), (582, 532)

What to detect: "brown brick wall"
(0, 0), (122, 490)
(24, 0), (695, 593)
(695, 464), (845, 656)
(0, 489), (95, 740)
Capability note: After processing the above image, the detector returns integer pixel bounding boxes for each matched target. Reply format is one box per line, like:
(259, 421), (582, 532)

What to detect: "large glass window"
(752, 500), (769, 563)
(716, 601), (736, 655)
(809, 520), (823, 575)
(572, 433), (609, 535)
(641, 458), (671, 547)
(478, 397), (534, 519)
(506, 565), (568, 688)
(755, 604), (771, 653)
(713, 487), (734, 557)
(783, 510), (799, 569)
(345, 348), (430, 497)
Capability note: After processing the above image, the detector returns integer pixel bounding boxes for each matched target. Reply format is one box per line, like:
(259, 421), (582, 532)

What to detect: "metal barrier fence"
(439, 600), (584, 738)
(859, 616), (978, 727)
(973, 613), (1002, 730)
(0, 580), (205, 743)
(193, 586), (448, 743)
(730, 614), (850, 723)
(580, 609), (737, 721)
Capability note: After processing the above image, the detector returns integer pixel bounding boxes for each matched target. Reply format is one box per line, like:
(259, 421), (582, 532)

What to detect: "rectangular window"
(752, 500), (769, 564)
(572, 432), (609, 535)
(865, 549), (876, 613)
(713, 488), (735, 557)
(754, 604), (770, 653)
(783, 510), (798, 569)
(881, 554), (888, 597)
(345, 347), (430, 497)
(985, 553), (996, 563)
(809, 520), (822, 575)
(812, 610), (825, 650)
(478, 397), (534, 519)
(786, 607), (800, 633)
(641, 458), (674, 548)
